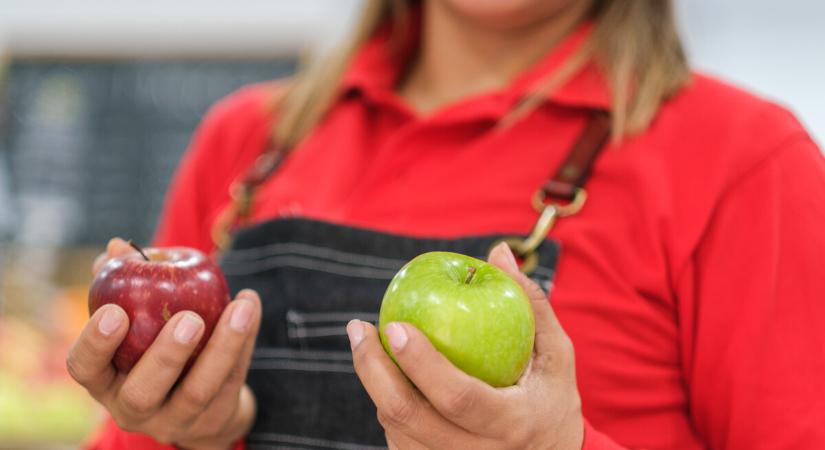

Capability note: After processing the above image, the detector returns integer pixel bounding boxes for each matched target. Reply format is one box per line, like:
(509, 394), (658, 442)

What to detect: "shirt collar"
(338, 12), (612, 113)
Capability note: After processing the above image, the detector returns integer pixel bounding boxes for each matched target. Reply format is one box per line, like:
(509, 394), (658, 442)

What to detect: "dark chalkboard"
(0, 59), (296, 245)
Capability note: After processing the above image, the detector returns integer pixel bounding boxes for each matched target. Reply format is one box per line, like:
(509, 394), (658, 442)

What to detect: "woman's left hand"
(347, 242), (584, 450)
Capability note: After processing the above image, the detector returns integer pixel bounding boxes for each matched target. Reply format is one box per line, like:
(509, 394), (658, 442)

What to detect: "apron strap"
(212, 110), (612, 252)
(540, 110), (612, 204)
(497, 110), (611, 273)
(211, 145), (285, 249)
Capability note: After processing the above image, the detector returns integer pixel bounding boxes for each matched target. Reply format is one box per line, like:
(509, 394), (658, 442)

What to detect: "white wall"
(0, 0), (360, 57)
(678, 0), (824, 145)
(0, 0), (822, 144)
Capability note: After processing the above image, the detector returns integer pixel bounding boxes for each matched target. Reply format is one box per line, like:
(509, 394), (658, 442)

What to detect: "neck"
(398, 1), (593, 114)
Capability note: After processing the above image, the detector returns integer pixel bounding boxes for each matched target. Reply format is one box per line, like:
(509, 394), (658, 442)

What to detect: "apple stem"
(464, 266), (477, 284)
(128, 240), (150, 262)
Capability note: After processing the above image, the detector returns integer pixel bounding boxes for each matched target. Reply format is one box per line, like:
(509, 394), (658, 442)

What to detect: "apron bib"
(213, 112), (611, 449)
(220, 218), (560, 449)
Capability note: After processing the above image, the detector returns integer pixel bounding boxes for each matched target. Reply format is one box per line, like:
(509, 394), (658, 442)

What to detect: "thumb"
(92, 237), (138, 275)
(487, 242), (571, 366)
(107, 237), (135, 257)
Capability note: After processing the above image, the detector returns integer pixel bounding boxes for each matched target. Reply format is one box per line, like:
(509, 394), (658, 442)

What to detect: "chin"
(434, 0), (581, 30)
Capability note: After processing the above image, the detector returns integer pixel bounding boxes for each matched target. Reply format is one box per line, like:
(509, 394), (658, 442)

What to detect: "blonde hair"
(274, 0), (689, 148)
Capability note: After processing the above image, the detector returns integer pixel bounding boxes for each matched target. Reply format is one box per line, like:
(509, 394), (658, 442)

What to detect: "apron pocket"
(248, 347), (387, 448)
(285, 310), (379, 350)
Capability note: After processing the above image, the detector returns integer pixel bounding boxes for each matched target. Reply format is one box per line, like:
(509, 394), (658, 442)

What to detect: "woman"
(69, 0), (825, 449)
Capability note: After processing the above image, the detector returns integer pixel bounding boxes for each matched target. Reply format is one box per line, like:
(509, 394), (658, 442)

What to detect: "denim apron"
(220, 219), (559, 449)
(216, 112), (610, 449)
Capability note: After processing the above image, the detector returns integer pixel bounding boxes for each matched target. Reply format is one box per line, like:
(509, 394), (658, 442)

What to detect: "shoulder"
(646, 72), (816, 190)
(185, 79), (290, 175)
(662, 73), (811, 162)
(153, 80), (290, 249)
(198, 79), (289, 138)
(626, 73), (822, 271)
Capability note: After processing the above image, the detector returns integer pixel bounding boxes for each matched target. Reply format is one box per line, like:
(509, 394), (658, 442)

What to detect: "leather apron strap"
(212, 110), (612, 265)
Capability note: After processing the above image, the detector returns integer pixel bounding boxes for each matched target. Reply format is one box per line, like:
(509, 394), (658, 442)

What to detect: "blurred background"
(0, 0), (822, 448)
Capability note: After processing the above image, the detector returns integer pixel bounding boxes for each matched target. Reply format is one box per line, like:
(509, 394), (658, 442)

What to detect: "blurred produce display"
(0, 282), (97, 447)
(0, 248), (101, 448)
(0, 57), (295, 448)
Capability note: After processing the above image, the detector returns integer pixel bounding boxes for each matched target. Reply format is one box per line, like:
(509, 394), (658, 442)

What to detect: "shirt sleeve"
(681, 135), (825, 448)
(581, 135), (825, 449)
(581, 420), (630, 449)
(87, 418), (245, 450)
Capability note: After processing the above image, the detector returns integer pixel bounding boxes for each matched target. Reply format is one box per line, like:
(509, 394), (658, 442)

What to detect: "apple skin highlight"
(379, 251), (535, 387)
(88, 247), (231, 373)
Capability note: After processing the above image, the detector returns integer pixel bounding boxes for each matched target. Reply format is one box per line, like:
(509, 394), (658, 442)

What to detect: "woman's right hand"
(68, 238), (261, 450)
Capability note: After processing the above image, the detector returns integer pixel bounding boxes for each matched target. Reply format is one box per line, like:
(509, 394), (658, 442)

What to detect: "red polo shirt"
(89, 21), (825, 450)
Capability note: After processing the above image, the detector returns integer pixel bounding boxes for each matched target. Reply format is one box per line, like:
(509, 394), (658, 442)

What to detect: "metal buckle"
(492, 188), (587, 274)
(211, 182), (255, 251)
(210, 203), (237, 251)
(532, 187), (587, 216)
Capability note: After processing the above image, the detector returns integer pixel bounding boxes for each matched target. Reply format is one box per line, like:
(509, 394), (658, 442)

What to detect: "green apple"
(378, 251), (535, 387)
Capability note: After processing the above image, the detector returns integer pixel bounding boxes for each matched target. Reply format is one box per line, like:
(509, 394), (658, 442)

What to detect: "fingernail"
(230, 299), (254, 332)
(346, 320), (364, 350)
(385, 323), (408, 353)
(500, 242), (519, 271)
(107, 237), (127, 254)
(98, 306), (124, 336)
(174, 313), (203, 344)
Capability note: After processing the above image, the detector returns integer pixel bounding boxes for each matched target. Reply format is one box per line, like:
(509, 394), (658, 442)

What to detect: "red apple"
(88, 244), (230, 373)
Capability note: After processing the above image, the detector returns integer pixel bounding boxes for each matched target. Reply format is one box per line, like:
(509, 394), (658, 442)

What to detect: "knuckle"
(520, 274), (546, 300)
(66, 335), (108, 383)
(351, 345), (371, 372)
(378, 394), (418, 428)
(526, 284), (547, 302)
(406, 340), (430, 366)
(441, 385), (476, 420)
(223, 366), (247, 390)
(112, 414), (139, 433)
(376, 410), (396, 430)
(568, 390), (583, 413)
(502, 421), (532, 450)
(149, 429), (176, 445)
(211, 406), (237, 433)
(396, 341), (426, 370)
(527, 278), (545, 295)
(119, 387), (156, 417)
(376, 410), (388, 428)
(534, 353), (555, 371)
(225, 365), (244, 384)
(558, 334), (576, 363)
(152, 349), (188, 372)
(179, 385), (212, 411)
(65, 353), (88, 385)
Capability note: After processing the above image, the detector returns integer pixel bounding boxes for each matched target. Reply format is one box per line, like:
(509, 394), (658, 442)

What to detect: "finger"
(348, 320), (477, 448)
(223, 385), (257, 444)
(385, 431), (430, 450)
(165, 290), (261, 425)
(194, 291), (262, 422)
(381, 321), (505, 431)
(108, 237), (134, 256)
(66, 304), (130, 400)
(488, 242), (570, 367)
(193, 311), (261, 434)
(116, 311), (205, 419)
(386, 435), (399, 450)
(173, 385), (257, 450)
(92, 238), (136, 275)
